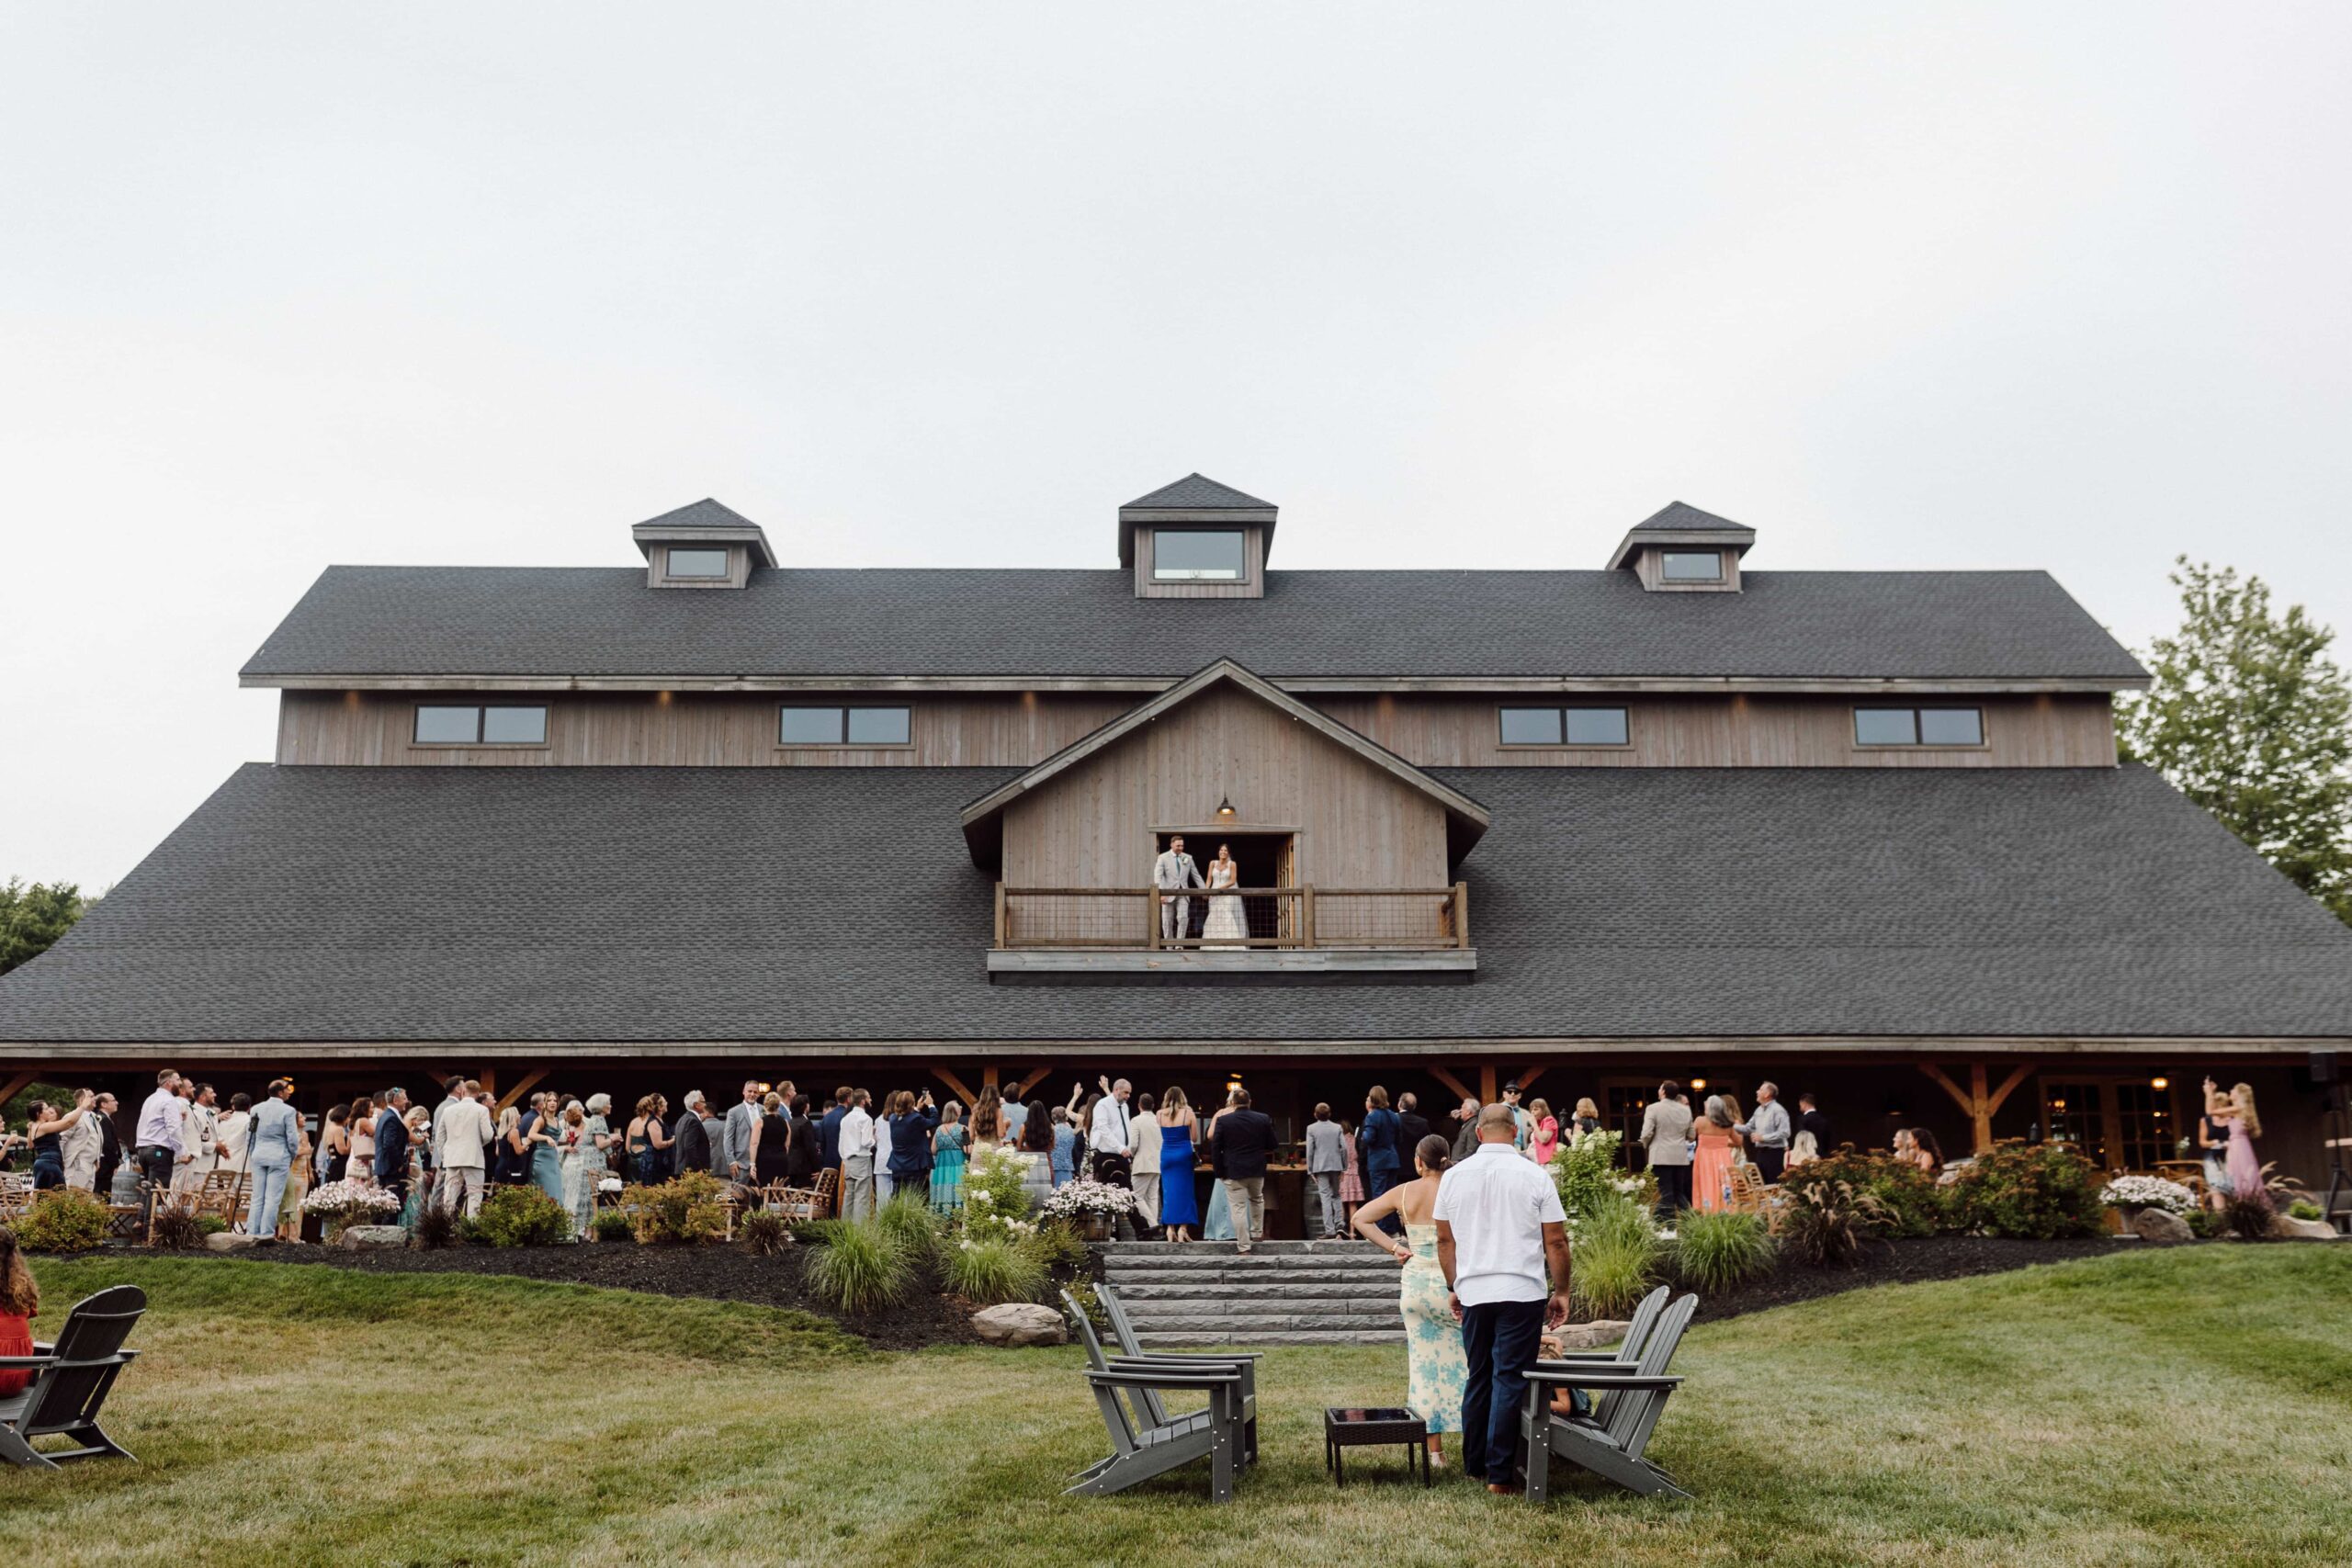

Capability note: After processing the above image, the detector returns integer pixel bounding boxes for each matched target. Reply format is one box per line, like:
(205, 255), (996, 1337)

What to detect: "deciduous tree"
(0, 877), (87, 975)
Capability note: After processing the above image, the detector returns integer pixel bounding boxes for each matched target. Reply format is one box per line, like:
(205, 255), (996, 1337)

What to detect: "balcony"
(986, 884), (1476, 985)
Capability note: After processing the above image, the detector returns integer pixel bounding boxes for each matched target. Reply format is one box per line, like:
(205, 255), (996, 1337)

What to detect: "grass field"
(5, 1247), (2349, 1566)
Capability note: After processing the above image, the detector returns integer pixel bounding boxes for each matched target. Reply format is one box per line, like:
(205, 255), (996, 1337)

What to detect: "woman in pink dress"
(2223, 1081), (2264, 1202)
(1526, 1098), (1561, 1167)
(1338, 1117), (1365, 1231)
(1690, 1095), (1739, 1212)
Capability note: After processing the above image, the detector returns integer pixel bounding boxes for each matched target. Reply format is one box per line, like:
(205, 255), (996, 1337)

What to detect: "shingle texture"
(635, 498), (761, 532)
(6, 762), (2346, 1045)
(1120, 474), (1273, 511)
(1632, 501), (1748, 534)
(240, 567), (2145, 682)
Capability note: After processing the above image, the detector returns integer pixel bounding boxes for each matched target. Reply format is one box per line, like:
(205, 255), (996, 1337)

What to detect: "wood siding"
(1312, 693), (2117, 768)
(999, 683), (1452, 887)
(277, 690), (1136, 768)
(1132, 525), (1266, 599)
(280, 690), (2117, 769)
(1633, 546), (1741, 592)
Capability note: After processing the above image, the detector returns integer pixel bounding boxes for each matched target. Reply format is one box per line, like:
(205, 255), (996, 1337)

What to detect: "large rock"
(973, 1303), (1069, 1347)
(204, 1231), (266, 1252)
(2269, 1213), (2339, 1241)
(1550, 1319), (1631, 1350)
(2131, 1209), (2196, 1245)
(335, 1224), (411, 1249)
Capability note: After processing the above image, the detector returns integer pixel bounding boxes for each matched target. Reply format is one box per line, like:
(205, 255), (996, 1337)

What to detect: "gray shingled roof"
(1120, 474), (1273, 512)
(636, 498), (762, 532)
(239, 567), (2145, 682)
(1633, 501), (1747, 533)
(6, 762), (2346, 1045)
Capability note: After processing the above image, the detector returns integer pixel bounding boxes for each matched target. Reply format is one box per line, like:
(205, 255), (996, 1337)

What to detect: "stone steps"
(1096, 1239), (1407, 1348)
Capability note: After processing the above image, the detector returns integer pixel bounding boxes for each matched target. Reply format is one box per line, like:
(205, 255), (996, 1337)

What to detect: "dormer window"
(664, 547), (729, 579)
(1659, 551), (1724, 583)
(1151, 530), (1247, 581)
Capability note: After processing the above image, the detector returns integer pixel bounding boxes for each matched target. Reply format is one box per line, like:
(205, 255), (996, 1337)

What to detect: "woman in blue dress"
(1156, 1086), (1200, 1241)
(527, 1093), (567, 1206)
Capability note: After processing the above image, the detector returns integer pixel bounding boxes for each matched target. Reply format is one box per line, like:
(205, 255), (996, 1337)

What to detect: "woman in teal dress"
(1351, 1134), (1468, 1470)
(930, 1103), (968, 1214)
(526, 1093), (567, 1205)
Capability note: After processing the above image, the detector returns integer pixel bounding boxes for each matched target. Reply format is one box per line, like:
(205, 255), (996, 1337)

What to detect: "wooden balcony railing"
(993, 885), (1470, 952)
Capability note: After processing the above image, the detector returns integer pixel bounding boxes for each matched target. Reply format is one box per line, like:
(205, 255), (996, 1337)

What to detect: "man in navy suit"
(374, 1087), (413, 1208)
(817, 1086), (852, 1172)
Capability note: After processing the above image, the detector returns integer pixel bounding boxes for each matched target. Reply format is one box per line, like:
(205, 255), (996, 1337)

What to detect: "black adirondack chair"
(0, 1284), (147, 1470)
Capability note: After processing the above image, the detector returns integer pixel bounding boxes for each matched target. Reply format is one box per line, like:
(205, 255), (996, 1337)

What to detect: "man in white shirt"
(1433, 1102), (1573, 1494)
(838, 1089), (877, 1222)
(1738, 1081), (1792, 1183)
(173, 1082), (222, 1192)
(432, 1077), (495, 1218)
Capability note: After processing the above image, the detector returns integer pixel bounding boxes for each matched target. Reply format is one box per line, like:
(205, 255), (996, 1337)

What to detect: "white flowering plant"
(1041, 1179), (1139, 1219)
(2098, 1175), (2196, 1214)
(597, 1178), (624, 1194)
(957, 1144), (1042, 1246)
(301, 1179), (402, 1226)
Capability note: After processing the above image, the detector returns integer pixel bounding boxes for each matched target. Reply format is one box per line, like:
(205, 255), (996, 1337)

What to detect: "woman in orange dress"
(1690, 1095), (1740, 1212)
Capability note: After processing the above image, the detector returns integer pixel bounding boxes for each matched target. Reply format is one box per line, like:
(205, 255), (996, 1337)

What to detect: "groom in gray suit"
(1153, 835), (1207, 942)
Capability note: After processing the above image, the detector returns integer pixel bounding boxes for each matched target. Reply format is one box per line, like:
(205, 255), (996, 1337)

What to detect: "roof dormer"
(1119, 473), (1276, 599)
(1606, 501), (1756, 592)
(632, 498), (777, 589)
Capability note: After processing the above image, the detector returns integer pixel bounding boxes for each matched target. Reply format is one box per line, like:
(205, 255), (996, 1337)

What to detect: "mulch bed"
(238, 1241), (988, 1351)
(1680, 1234), (2157, 1325)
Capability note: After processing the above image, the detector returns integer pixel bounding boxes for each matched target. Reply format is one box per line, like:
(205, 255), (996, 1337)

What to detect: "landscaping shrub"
(1551, 1131), (1654, 1225)
(2185, 1205), (2221, 1238)
(945, 1235), (1046, 1304)
(16, 1190), (110, 1254)
(805, 1220), (912, 1314)
(148, 1206), (210, 1250)
(591, 1209), (635, 1244)
(409, 1200), (458, 1250)
(876, 1191), (943, 1263)
(2288, 1199), (2324, 1223)
(2224, 1191), (2277, 1240)
(1673, 1209), (1776, 1292)
(1942, 1142), (2106, 1239)
(1790, 1148), (1943, 1237)
(958, 1144), (1039, 1246)
(738, 1209), (788, 1256)
(1025, 1217), (1091, 1275)
(1779, 1173), (1892, 1268)
(630, 1170), (729, 1246)
(471, 1185), (571, 1247)
(1570, 1196), (1662, 1317)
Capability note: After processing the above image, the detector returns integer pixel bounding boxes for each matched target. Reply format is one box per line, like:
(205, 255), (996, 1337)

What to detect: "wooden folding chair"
(0, 1284), (147, 1470)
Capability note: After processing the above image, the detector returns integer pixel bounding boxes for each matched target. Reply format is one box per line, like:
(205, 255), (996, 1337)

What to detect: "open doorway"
(1156, 829), (1295, 943)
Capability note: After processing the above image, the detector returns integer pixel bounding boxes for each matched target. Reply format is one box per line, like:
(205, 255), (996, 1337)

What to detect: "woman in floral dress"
(1338, 1117), (1365, 1232)
(1350, 1134), (1467, 1470)
(930, 1103), (968, 1214)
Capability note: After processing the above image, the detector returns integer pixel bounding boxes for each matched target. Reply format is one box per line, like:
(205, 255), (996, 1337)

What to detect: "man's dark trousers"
(1460, 1297), (1545, 1484)
(1365, 1161), (1402, 1235)
(1652, 1163), (1691, 1219)
(1750, 1145), (1785, 1183)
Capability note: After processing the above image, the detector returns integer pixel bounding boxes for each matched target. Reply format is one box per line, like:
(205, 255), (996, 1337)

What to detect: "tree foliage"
(2120, 559), (2352, 922)
(0, 878), (88, 975)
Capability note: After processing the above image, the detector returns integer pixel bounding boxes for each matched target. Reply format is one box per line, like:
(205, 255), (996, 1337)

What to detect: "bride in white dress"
(1202, 843), (1248, 949)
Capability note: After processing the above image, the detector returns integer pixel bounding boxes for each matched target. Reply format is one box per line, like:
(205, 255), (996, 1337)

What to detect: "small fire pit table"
(1324, 1405), (1430, 1487)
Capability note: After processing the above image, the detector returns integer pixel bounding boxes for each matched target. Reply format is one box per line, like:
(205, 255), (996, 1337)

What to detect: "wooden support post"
(1479, 1065), (1498, 1106)
(1301, 886), (1317, 950)
(1917, 1061), (2036, 1155)
(1454, 883), (1471, 949)
(1147, 887), (1160, 950)
(477, 1069), (497, 1104)
(931, 1066), (979, 1110)
(993, 882), (1008, 950)
(1430, 1066), (1476, 1107)
(982, 1065), (1000, 1096)
(495, 1068), (549, 1114)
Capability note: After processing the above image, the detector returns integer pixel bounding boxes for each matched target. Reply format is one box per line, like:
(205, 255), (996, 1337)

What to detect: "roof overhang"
(1117, 506), (1280, 569)
(239, 671), (2154, 694)
(957, 657), (1492, 870)
(631, 522), (779, 569)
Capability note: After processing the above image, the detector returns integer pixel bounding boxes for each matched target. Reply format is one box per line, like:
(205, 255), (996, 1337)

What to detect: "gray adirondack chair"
(1535, 1286), (1668, 1375)
(1063, 1291), (1257, 1465)
(0, 1284), (147, 1470)
(1520, 1291), (1696, 1500)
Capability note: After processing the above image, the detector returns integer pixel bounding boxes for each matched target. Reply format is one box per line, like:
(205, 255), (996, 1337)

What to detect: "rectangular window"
(1855, 706), (1984, 747)
(1498, 706), (1565, 746)
(666, 547), (730, 579)
(1498, 705), (1630, 747)
(1659, 551), (1724, 582)
(1564, 706), (1631, 746)
(413, 705), (548, 745)
(1151, 529), (1246, 581)
(779, 705), (913, 746)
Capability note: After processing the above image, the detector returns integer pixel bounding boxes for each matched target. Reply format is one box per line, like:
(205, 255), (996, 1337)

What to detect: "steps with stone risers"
(1094, 1239), (1407, 1347)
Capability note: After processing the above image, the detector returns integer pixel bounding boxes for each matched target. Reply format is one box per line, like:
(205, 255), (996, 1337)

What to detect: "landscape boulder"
(1549, 1318), (1631, 1350)
(2130, 1209), (2196, 1245)
(2268, 1213), (2338, 1242)
(335, 1224), (411, 1249)
(203, 1231), (265, 1253)
(973, 1303), (1069, 1347)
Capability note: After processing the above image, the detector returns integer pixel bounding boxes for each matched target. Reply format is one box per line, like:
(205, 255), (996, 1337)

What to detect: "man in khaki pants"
(432, 1077), (494, 1218)
(1212, 1089), (1281, 1254)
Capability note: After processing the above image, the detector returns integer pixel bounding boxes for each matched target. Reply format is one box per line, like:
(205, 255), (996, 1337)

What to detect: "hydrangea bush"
(1041, 1179), (1139, 1219)
(301, 1179), (402, 1229)
(958, 1144), (1038, 1246)
(2098, 1175), (2196, 1214)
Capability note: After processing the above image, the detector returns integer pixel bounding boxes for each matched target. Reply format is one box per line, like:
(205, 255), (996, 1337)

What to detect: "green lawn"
(6, 1247), (2349, 1566)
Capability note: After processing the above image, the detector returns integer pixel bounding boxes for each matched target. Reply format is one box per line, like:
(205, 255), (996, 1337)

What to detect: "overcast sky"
(5, 5), (2351, 890)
